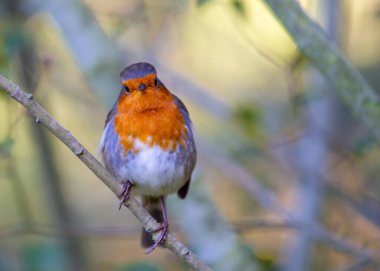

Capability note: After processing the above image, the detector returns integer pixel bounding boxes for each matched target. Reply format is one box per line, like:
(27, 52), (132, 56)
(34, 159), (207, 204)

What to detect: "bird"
(99, 62), (196, 253)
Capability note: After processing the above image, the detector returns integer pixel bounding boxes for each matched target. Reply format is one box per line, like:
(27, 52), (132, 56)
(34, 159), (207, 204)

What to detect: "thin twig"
(0, 223), (143, 239)
(0, 74), (213, 271)
(0, 219), (297, 240)
(199, 139), (380, 267)
(263, 0), (380, 143)
(333, 257), (371, 271)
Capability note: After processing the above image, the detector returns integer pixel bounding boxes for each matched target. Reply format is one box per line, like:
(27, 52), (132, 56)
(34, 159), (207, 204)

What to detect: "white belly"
(118, 140), (187, 196)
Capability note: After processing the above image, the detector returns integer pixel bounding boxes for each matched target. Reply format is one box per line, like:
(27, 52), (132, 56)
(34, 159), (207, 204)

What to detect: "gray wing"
(172, 94), (196, 199)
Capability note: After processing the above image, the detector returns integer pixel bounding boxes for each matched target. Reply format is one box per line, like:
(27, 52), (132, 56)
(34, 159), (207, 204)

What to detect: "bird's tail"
(141, 197), (162, 248)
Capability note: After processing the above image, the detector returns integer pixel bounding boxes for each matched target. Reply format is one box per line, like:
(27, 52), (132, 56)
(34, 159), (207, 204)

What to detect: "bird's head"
(117, 62), (172, 113)
(120, 62), (159, 94)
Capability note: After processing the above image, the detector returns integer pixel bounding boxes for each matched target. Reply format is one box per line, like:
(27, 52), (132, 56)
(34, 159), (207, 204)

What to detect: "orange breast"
(114, 86), (187, 153)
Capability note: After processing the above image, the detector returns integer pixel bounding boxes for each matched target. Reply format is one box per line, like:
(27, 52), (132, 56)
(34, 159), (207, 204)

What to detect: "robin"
(99, 62), (196, 253)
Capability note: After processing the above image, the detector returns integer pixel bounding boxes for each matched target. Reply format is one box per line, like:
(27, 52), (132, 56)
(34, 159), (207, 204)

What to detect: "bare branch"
(333, 257), (371, 271)
(200, 140), (380, 267)
(0, 219), (298, 240)
(263, 0), (380, 142)
(0, 74), (213, 271)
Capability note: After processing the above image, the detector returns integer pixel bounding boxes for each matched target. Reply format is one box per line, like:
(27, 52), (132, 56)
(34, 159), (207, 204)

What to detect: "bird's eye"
(123, 85), (130, 92)
(154, 77), (158, 87)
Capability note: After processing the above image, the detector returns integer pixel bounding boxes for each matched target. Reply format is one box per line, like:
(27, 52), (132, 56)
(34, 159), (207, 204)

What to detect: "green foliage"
(351, 133), (375, 156)
(197, 0), (212, 6)
(20, 242), (67, 271)
(0, 23), (29, 77)
(196, 0), (246, 16)
(0, 89), (6, 99)
(234, 103), (262, 141)
(254, 251), (277, 271)
(231, 0), (246, 18)
(3, 28), (28, 56)
(375, 8), (380, 19)
(0, 137), (14, 158)
(0, 20), (40, 90)
(231, 103), (263, 158)
(114, 262), (162, 271)
(0, 38), (10, 76)
(289, 50), (308, 71)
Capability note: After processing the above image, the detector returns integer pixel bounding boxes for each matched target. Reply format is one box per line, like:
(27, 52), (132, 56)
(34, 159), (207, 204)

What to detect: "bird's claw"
(144, 222), (168, 254)
(118, 181), (133, 210)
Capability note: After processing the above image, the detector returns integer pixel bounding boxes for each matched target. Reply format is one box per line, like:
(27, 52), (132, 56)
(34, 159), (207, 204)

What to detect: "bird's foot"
(118, 181), (133, 210)
(144, 221), (169, 254)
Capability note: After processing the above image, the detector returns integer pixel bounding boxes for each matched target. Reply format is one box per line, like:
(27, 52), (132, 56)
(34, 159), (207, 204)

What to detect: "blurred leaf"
(0, 138), (14, 157)
(375, 7), (380, 19)
(231, 0), (246, 18)
(234, 103), (262, 140)
(115, 262), (162, 271)
(351, 134), (375, 156)
(197, 0), (213, 6)
(16, 35), (40, 92)
(345, 194), (380, 228)
(0, 89), (7, 99)
(255, 250), (277, 271)
(21, 242), (67, 271)
(232, 103), (264, 158)
(4, 27), (28, 56)
(0, 29), (10, 75)
(234, 104), (260, 126)
(291, 88), (329, 110)
(0, 23), (29, 76)
(289, 50), (308, 72)
(290, 92), (307, 109)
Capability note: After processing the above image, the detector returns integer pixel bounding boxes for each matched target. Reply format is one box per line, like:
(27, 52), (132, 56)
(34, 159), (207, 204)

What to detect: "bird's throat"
(114, 89), (187, 153)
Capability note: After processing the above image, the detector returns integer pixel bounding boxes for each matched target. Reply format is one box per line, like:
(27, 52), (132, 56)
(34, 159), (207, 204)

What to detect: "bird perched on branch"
(99, 62), (196, 253)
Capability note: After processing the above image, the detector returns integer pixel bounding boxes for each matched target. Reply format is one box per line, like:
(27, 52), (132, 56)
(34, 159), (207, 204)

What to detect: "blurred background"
(1, 0), (380, 270)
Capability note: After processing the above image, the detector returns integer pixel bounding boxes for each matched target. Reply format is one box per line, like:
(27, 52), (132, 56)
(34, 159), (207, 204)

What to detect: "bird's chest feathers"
(114, 91), (187, 153)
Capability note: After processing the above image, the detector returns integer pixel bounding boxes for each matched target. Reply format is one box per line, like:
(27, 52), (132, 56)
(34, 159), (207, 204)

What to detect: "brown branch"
(0, 74), (213, 271)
